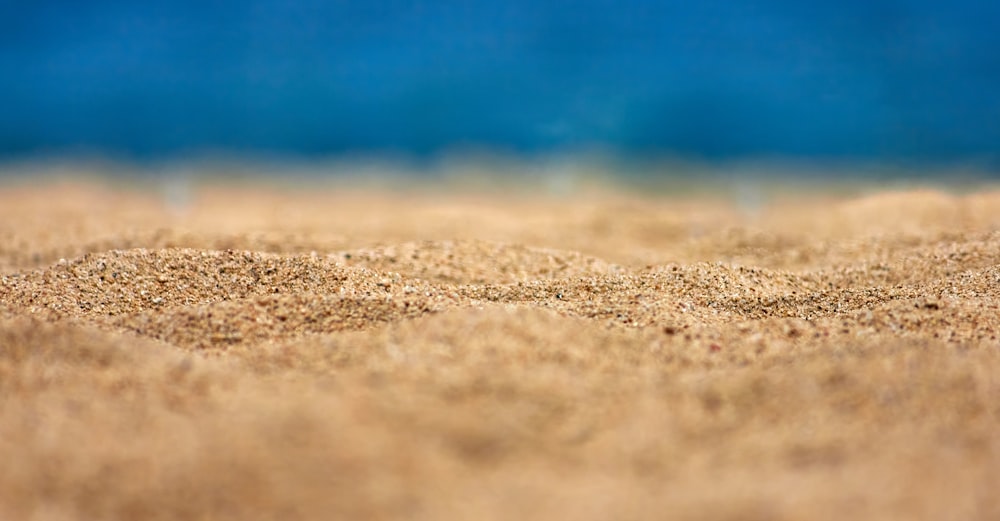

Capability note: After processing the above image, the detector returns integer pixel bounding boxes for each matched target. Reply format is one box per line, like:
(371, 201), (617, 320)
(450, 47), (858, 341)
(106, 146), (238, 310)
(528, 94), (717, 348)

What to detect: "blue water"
(2, 1), (999, 164)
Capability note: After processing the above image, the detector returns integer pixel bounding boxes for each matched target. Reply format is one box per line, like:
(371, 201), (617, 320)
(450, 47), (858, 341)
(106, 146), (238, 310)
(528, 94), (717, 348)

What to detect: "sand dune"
(1, 179), (999, 520)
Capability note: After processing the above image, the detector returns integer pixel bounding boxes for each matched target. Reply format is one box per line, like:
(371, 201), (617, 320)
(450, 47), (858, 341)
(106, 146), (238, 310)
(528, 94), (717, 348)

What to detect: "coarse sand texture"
(1, 180), (999, 520)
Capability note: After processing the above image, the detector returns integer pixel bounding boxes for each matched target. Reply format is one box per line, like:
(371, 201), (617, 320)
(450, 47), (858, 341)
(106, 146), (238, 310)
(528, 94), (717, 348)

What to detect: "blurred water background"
(2, 1), (998, 183)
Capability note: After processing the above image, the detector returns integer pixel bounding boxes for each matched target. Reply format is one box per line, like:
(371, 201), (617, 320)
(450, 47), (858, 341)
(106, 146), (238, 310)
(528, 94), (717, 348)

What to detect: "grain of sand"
(1, 179), (999, 520)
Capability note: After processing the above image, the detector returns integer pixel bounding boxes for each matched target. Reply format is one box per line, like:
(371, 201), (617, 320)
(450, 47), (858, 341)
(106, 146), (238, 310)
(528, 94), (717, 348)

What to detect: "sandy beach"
(1, 177), (999, 520)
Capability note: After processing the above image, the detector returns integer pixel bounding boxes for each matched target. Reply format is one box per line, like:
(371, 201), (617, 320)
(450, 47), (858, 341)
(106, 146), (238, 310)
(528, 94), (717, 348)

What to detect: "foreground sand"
(1, 178), (999, 520)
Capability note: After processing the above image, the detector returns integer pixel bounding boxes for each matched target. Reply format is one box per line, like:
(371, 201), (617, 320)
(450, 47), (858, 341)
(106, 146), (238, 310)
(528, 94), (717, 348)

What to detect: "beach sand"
(1, 178), (999, 520)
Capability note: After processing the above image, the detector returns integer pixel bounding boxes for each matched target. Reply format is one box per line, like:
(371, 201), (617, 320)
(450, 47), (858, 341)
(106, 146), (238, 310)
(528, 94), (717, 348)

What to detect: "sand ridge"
(1, 180), (999, 520)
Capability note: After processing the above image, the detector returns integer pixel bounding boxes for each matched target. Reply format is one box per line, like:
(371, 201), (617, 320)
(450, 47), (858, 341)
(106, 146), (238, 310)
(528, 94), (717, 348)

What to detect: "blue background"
(2, 1), (998, 163)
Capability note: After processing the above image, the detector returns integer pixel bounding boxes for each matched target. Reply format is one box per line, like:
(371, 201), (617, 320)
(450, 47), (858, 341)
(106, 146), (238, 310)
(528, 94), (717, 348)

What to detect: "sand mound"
(0, 248), (452, 320)
(1, 181), (999, 521)
(264, 306), (652, 374)
(0, 315), (166, 373)
(0, 227), (357, 272)
(834, 189), (966, 234)
(336, 239), (621, 284)
(121, 292), (449, 351)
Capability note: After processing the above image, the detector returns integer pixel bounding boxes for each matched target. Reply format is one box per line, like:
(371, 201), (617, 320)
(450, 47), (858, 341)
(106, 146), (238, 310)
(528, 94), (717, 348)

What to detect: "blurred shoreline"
(1, 151), (997, 198)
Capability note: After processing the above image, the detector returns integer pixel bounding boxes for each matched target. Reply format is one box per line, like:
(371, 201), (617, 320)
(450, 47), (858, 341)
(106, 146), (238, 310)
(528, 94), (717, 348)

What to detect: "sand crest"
(1, 180), (999, 521)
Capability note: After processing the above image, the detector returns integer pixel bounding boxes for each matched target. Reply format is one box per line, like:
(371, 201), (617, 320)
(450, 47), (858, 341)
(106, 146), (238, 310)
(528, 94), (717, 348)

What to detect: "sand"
(1, 177), (999, 520)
